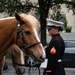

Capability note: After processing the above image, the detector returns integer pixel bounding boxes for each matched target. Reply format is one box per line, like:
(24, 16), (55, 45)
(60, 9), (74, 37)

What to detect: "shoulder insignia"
(50, 47), (56, 54)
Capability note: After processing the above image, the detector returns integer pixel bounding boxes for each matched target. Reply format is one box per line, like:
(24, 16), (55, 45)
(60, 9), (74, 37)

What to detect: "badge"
(50, 47), (56, 54)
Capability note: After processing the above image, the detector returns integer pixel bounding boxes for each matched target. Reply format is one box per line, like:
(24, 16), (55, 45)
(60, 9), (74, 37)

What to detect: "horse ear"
(15, 12), (22, 23)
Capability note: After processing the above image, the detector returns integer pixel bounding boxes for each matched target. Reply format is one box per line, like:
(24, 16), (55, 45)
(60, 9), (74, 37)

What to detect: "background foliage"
(0, 0), (75, 45)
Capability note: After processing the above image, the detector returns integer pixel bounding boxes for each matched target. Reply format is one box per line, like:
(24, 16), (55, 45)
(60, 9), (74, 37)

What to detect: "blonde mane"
(20, 13), (40, 29)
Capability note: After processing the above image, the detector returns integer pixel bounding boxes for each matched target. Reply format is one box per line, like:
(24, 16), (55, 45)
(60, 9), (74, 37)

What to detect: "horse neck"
(0, 18), (18, 51)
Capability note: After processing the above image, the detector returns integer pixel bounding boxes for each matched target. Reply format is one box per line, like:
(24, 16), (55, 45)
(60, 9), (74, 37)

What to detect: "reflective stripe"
(58, 59), (61, 62)
(46, 70), (52, 72)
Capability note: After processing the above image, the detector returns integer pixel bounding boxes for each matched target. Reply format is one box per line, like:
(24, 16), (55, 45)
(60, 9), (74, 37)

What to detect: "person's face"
(47, 27), (58, 36)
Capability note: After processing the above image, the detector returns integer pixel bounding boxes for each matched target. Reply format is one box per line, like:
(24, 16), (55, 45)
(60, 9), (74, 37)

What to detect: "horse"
(0, 12), (46, 75)
(4, 44), (25, 75)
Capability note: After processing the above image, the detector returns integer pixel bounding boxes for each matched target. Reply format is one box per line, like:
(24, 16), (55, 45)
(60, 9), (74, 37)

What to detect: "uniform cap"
(46, 18), (64, 29)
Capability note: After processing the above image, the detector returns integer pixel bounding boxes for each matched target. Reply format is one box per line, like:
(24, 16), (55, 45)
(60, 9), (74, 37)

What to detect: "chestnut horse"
(3, 44), (25, 75)
(0, 13), (45, 75)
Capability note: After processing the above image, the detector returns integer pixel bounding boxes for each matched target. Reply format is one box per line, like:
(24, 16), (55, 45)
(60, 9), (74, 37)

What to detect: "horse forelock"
(20, 13), (40, 28)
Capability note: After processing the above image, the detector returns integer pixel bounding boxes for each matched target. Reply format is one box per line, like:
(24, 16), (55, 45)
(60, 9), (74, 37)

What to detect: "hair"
(56, 27), (63, 31)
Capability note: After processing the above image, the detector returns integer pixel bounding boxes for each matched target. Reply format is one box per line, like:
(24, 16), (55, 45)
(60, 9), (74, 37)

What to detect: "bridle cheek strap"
(17, 31), (41, 53)
(16, 23), (41, 53)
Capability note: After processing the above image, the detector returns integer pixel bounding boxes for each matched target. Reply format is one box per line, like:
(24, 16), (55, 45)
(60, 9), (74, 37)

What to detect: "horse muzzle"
(15, 66), (25, 75)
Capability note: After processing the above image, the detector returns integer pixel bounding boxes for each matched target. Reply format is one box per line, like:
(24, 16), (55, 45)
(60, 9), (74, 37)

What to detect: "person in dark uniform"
(43, 19), (65, 75)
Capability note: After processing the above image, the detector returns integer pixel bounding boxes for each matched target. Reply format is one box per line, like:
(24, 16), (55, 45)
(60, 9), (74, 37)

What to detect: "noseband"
(16, 23), (41, 53)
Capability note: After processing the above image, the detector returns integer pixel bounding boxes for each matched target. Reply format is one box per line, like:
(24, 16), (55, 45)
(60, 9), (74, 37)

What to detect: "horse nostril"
(40, 55), (45, 61)
(40, 55), (43, 60)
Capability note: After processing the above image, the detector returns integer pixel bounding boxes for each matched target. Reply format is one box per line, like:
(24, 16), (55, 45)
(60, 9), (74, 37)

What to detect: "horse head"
(14, 13), (46, 63)
(7, 44), (25, 75)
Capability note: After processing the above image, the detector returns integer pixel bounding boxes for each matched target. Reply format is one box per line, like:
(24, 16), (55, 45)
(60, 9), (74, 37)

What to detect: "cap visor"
(46, 26), (53, 29)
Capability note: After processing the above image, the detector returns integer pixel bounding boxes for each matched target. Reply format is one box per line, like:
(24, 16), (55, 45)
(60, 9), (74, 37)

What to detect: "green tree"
(38, 0), (75, 46)
(0, 0), (75, 45)
(0, 0), (33, 16)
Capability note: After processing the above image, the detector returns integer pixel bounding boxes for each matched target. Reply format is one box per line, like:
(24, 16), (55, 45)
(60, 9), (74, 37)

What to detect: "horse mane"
(20, 13), (40, 29)
(0, 13), (40, 29)
(0, 17), (15, 21)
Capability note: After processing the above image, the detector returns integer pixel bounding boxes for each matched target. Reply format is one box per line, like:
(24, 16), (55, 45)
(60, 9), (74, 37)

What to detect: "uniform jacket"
(46, 34), (65, 72)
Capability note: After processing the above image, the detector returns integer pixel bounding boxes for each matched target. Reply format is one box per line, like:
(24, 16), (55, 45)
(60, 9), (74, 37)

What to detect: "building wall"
(0, 12), (8, 18)
(46, 32), (75, 43)
(61, 5), (75, 32)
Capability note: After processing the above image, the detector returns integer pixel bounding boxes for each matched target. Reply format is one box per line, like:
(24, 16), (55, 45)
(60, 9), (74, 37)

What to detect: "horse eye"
(25, 31), (31, 35)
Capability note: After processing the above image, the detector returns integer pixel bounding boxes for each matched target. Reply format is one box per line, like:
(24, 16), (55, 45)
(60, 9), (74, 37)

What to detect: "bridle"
(16, 23), (41, 53)
(13, 23), (41, 67)
(12, 23), (41, 75)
